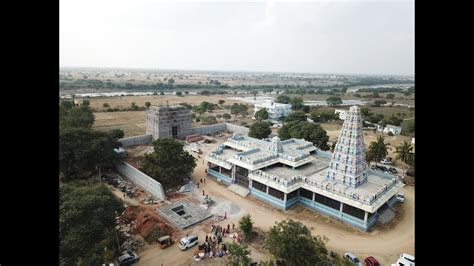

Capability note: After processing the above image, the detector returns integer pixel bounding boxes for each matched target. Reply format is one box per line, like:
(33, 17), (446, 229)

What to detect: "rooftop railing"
(250, 169), (401, 206)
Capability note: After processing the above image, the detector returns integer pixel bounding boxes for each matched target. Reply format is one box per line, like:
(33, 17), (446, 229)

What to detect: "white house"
(411, 137), (415, 145)
(335, 109), (347, 120)
(382, 125), (402, 135)
(254, 101), (292, 121)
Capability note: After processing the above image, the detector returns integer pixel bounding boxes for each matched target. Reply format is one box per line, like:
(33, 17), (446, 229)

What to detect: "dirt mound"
(132, 208), (175, 243)
(120, 206), (141, 224)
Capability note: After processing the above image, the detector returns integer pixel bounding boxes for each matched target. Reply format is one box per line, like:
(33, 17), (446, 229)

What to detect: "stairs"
(227, 184), (250, 197)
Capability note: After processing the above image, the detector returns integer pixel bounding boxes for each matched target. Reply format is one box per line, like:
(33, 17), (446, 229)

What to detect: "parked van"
(178, 235), (198, 250)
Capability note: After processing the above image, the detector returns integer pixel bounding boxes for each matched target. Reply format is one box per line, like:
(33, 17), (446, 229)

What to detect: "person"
(204, 178), (206, 183)
(197, 183), (200, 188)
(227, 224), (230, 232)
(232, 223), (235, 231)
(205, 235), (208, 242)
(203, 190), (205, 196)
(200, 178), (203, 183)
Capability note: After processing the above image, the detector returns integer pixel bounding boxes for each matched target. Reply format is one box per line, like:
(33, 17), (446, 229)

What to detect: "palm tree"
(367, 135), (388, 164)
(395, 141), (414, 165)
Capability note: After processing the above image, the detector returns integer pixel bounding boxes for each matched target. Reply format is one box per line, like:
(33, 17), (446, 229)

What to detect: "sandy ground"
(136, 138), (414, 266)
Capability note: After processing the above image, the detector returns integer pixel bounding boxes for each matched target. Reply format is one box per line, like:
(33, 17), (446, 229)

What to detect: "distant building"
(254, 101), (292, 121)
(335, 109), (347, 120)
(73, 98), (83, 106)
(382, 125), (402, 135)
(145, 105), (192, 140)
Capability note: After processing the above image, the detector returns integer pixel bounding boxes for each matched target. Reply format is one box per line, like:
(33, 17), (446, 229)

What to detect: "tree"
(160, 91), (165, 95)
(326, 96), (342, 106)
(108, 129), (124, 140)
(168, 78), (175, 84)
(249, 121), (272, 139)
(227, 243), (251, 266)
(130, 102), (140, 111)
(289, 97), (304, 110)
(386, 93), (395, 99)
(395, 141), (414, 166)
(59, 128), (123, 180)
(382, 115), (403, 126)
(103, 103), (110, 108)
(200, 115), (218, 125)
(255, 108), (269, 121)
(141, 139), (196, 188)
(278, 121), (329, 150)
(82, 100), (90, 106)
(216, 114), (223, 119)
(276, 95), (290, 104)
(310, 110), (338, 123)
(404, 120), (415, 135)
(60, 180), (124, 266)
(238, 214), (254, 240)
(60, 105), (95, 130)
(61, 100), (74, 110)
(145, 102), (151, 109)
(360, 107), (371, 117)
(264, 219), (328, 266)
(223, 113), (231, 122)
(218, 100), (225, 106)
(373, 100), (387, 107)
(231, 103), (248, 117)
(367, 135), (388, 163)
(176, 91), (182, 96)
(285, 111), (307, 123)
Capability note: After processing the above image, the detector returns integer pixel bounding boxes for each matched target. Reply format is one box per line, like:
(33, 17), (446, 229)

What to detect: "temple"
(205, 106), (404, 231)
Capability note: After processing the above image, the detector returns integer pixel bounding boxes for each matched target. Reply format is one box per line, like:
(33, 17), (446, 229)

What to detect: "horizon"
(59, 65), (415, 78)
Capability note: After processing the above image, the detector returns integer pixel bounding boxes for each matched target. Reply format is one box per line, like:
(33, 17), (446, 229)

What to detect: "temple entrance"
(172, 126), (178, 138)
(234, 165), (249, 187)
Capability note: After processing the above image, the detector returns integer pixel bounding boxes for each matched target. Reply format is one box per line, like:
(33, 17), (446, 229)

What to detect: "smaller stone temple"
(145, 105), (192, 140)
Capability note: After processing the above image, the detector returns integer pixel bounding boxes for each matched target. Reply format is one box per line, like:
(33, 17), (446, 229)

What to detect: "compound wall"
(116, 162), (165, 200)
(118, 135), (153, 147)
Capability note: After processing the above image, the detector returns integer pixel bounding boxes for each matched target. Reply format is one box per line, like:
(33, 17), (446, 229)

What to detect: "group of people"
(193, 221), (238, 261)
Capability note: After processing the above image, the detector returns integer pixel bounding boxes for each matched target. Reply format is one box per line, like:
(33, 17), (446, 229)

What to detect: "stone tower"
(145, 105), (192, 140)
(326, 106), (368, 188)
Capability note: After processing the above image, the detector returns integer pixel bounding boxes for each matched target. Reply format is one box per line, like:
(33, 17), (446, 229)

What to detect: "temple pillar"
(312, 192), (315, 201)
(219, 166), (222, 173)
(266, 185), (269, 194)
(364, 211), (368, 223)
(339, 202), (344, 217)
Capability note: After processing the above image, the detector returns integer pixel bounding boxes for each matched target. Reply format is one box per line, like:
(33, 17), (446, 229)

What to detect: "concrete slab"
(156, 199), (213, 229)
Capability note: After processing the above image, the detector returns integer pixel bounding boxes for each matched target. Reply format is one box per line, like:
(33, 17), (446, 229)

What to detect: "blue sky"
(60, 0), (414, 76)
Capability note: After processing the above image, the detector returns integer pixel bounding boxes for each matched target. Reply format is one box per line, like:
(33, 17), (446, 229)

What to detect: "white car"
(391, 253), (414, 266)
(380, 158), (392, 164)
(178, 235), (198, 250)
(400, 253), (414, 264)
(396, 192), (405, 203)
(344, 252), (363, 266)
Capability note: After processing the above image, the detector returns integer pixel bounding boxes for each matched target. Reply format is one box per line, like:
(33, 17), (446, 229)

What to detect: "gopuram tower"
(326, 106), (368, 188)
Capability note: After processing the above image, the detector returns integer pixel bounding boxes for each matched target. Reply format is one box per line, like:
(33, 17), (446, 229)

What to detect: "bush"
(387, 131), (394, 136)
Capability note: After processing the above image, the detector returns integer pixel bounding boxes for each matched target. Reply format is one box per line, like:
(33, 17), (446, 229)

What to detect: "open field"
(134, 137), (414, 266)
